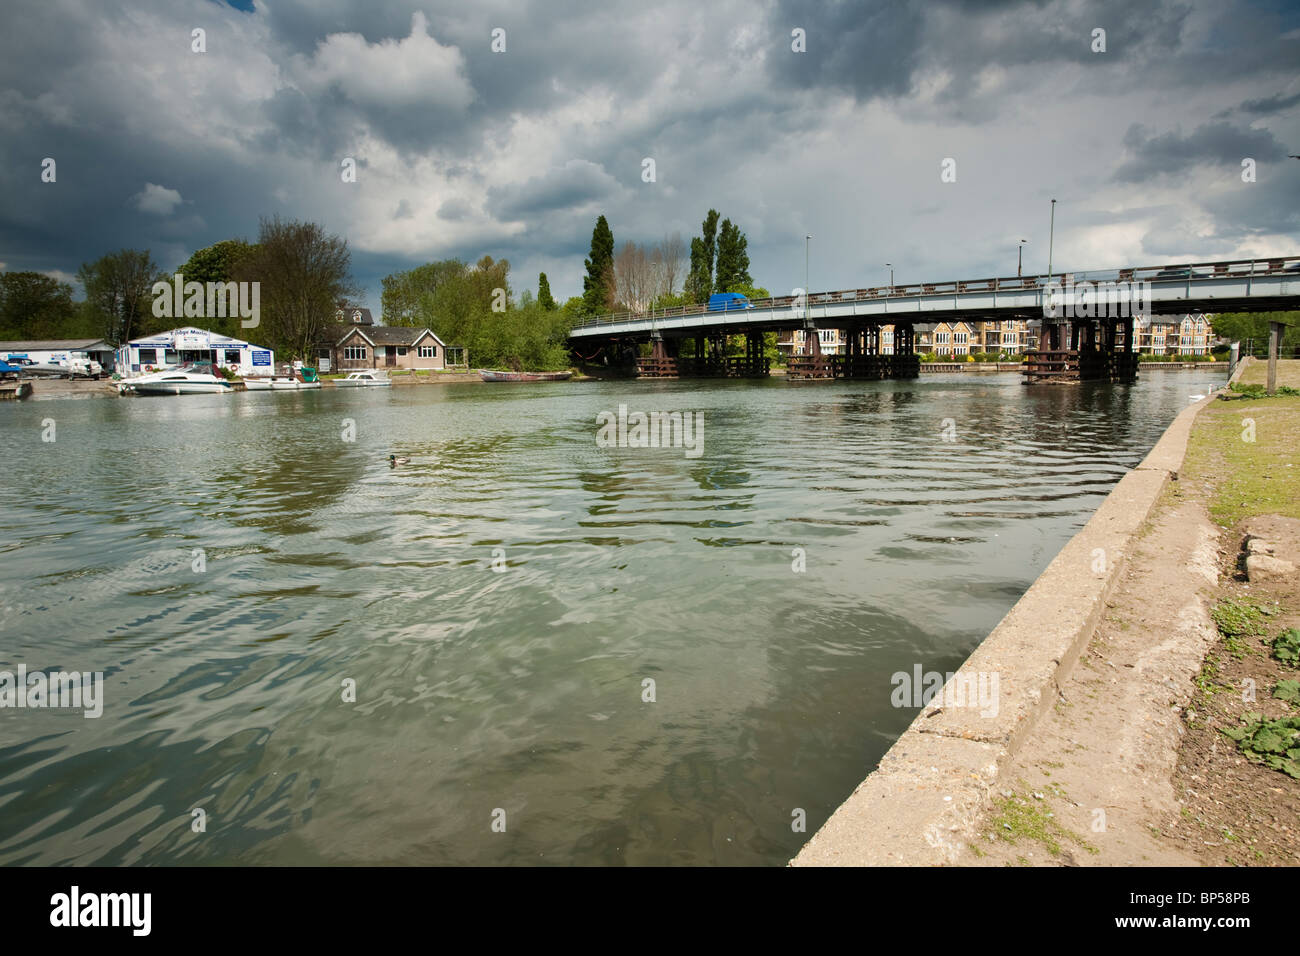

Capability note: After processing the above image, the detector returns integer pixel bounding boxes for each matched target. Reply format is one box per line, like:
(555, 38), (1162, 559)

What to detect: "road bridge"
(567, 257), (1300, 382)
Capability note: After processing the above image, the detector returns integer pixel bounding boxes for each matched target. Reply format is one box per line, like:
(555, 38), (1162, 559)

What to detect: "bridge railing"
(570, 256), (1300, 331)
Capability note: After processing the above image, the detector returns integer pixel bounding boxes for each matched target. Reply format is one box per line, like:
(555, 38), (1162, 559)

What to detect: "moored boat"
(244, 367), (322, 391)
(477, 369), (573, 382)
(120, 365), (233, 396)
(334, 370), (392, 387)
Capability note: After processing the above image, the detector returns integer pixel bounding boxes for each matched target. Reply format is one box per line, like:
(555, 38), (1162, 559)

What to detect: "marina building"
(119, 327), (274, 375)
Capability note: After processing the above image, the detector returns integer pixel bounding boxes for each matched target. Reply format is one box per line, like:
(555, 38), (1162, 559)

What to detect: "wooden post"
(1267, 321), (1280, 396)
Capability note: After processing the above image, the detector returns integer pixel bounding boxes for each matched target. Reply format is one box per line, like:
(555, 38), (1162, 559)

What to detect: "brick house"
(316, 306), (464, 371)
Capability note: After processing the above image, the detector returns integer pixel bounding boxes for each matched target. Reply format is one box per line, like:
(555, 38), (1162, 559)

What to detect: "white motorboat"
(334, 370), (392, 387)
(245, 378), (322, 391)
(120, 365), (233, 396)
(244, 367), (322, 391)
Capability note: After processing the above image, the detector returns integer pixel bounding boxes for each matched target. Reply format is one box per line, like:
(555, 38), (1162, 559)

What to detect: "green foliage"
(1273, 679), (1300, 705)
(686, 237), (711, 303)
(1211, 599), (1269, 639)
(1272, 628), (1300, 667)
(987, 789), (1098, 856)
(0, 271), (78, 340)
(383, 256), (572, 371)
(582, 215), (615, 315)
(172, 239), (257, 337)
(237, 217), (355, 359)
(715, 218), (752, 292)
(77, 249), (162, 346)
(537, 272), (556, 310)
(1220, 713), (1300, 779)
(382, 260), (466, 326)
(1230, 381), (1300, 397)
(1213, 311), (1300, 351)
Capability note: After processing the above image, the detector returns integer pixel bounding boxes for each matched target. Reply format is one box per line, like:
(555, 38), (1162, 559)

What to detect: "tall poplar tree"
(582, 215), (615, 314)
(538, 272), (557, 310)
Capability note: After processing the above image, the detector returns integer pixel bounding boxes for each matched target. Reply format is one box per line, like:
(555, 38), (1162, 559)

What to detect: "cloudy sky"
(2, 0), (1298, 316)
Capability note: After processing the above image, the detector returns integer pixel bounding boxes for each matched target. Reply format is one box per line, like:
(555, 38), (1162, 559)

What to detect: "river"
(0, 371), (1223, 865)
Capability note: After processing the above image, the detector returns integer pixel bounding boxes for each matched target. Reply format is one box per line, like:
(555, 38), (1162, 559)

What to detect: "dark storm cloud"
(1114, 121), (1287, 183)
(1234, 90), (1300, 116)
(487, 161), (621, 222)
(1, 0), (1298, 310)
(763, 2), (925, 100)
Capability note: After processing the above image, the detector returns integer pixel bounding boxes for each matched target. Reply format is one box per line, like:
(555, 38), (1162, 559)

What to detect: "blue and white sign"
(252, 350), (272, 366)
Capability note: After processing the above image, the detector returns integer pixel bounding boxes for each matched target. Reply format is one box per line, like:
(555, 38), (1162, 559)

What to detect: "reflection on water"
(0, 372), (1221, 864)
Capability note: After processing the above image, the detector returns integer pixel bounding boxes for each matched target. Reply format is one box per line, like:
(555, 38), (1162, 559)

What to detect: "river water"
(0, 371), (1222, 865)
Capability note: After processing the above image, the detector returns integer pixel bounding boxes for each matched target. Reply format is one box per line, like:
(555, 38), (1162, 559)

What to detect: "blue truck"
(707, 292), (753, 312)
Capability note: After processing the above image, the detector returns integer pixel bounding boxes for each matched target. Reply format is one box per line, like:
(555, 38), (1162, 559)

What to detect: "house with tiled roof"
(315, 305), (464, 371)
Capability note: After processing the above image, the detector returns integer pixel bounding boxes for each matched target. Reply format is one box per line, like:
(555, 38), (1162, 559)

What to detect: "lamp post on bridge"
(805, 235), (812, 324)
(1018, 239), (1027, 277)
(1047, 200), (1056, 284)
(885, 262), (893, 293)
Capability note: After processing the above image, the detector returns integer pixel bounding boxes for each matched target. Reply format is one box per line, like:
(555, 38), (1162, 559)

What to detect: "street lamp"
(1017, 239), (1027, 277)
(1047, 200), (1056, 282)
(805, 235), (812, 324)
(885, 262), (893, 292)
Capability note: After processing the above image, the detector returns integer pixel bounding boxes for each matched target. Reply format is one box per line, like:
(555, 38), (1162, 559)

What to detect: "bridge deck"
(569, 257), (1300, 340)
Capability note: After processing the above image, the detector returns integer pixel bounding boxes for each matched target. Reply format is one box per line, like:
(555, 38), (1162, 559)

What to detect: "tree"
(173, 239), (257, 337)
(660, 232), (686, 296)
(382, 260), (467, 325)
(714, 218), (752, 292)
(614, 240), (657, 313)
(582, 215), (615, 315)
(700, 209), (719, 282)
(686, 237), (711, 303)
(0, 271), (77, 340)
(236, 217), (355, 359)
(538, 272), (557, 310)
(77, 249), (161, 346)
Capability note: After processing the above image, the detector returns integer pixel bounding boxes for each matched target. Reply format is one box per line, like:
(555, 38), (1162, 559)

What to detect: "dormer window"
(352, 310), (363, 323)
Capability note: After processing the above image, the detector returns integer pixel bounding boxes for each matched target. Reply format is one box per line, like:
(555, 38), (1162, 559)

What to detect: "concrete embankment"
(792, 391), (1215, 866)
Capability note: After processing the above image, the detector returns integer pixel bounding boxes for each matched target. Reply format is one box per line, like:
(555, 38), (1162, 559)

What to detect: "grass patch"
(1236, 359), (1300, 390)
(1182, 395), (1300, 526)
(987, 790), (1098, 857)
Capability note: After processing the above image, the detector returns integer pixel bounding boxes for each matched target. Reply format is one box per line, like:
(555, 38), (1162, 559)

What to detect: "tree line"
(0, 217), (355, 361)
(581, 208), (765, 316)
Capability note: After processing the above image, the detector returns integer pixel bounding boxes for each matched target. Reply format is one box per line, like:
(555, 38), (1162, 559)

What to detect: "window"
(1001, 332), (1017, 344)
(936, 332), (950, 344)
(954, 332), (968, 344)
(881, 330), (893, 342)
(224, 350), (241, 365)
(164, 350), (179, 365)
(397, 347), (408, 356)
(137, 348), (157, 364)
(418, 345), (436, 358)
(344, 345), (367, 361)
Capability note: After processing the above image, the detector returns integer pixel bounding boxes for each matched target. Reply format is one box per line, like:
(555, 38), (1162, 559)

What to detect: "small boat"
(120, 365), (233, 396)
(245, 367), (322, 391)
(478, 370), (573, 382)
(334, 370), (392, 387)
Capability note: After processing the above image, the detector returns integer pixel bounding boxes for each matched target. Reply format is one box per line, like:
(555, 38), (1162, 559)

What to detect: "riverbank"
(793, 359), (1299, 866)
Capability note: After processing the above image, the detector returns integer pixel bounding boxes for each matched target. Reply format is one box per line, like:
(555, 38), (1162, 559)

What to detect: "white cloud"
(292, 12), (472, 111)
(133, 183), (183, 216)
